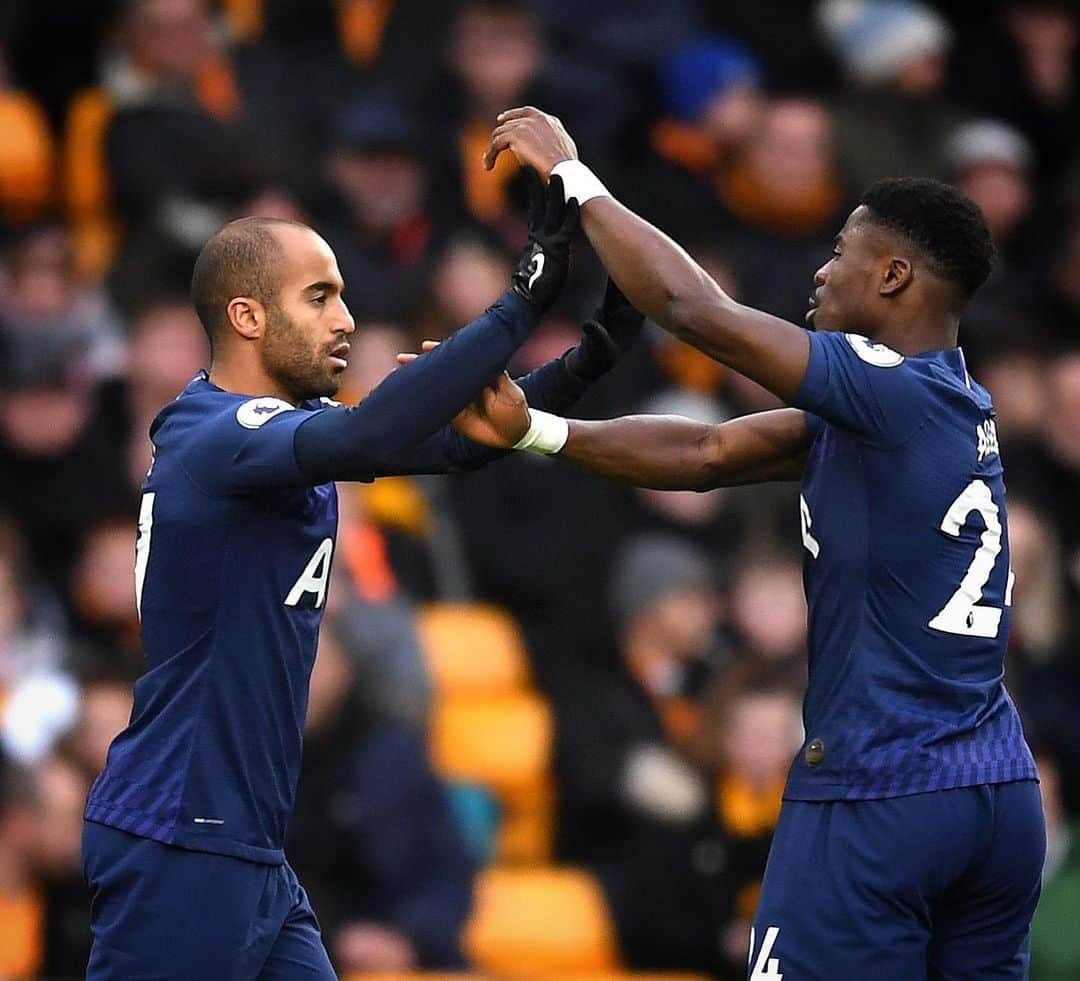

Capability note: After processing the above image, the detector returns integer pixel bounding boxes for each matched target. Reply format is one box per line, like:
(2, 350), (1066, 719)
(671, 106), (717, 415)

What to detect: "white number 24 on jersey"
(801, 478), (1014, 639)
(748, 926), (783, 980)
(927, 478), (1013, 639)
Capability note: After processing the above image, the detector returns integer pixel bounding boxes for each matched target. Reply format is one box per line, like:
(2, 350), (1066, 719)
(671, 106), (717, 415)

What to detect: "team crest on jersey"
(844, 333), (904, 367)
(236, 397), (295, 429)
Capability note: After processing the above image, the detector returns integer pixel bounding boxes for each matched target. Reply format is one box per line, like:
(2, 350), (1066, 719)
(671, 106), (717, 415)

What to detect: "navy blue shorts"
(750, 781), (1045, 981)
(83, 821), (335, 980)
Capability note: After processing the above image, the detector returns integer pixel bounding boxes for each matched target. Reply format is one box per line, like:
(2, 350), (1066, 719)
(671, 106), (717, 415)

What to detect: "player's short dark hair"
(858, 177), (995, 299)
(189, 216), (309, 348)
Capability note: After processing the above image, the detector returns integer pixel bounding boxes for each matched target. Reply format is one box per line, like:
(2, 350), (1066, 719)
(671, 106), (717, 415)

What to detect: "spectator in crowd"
(950, 0), (1080, 183)
(944, 119), (1035, 250)
(0, 329), (132, 596)
(698, 670), (804, 973)
(68, 515), (142, 671)
(421, 0), (623, 242)
(67, 668), (135, 784)
(114, 295), (208, 489)
(320, 98), (448, 323)
(288, 622), (477, 974)
(818, 0), (965, 192)
(726, 555), (809, 682)
(553, 535), (723, 967)
(414, 233), (515, 343)
(0, 222), (126, 383)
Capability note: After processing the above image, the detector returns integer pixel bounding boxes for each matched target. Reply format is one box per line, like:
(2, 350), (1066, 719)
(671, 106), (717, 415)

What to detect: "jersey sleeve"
(365, 354), (589, 476)
(178, 398), (320, 495)
(791, 331), (929, 445)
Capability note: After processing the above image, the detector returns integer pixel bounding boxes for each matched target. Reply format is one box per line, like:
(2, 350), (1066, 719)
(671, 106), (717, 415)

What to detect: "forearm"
(578, 197), (809, 399)
(294, 290), (536, 481)
(560, 415), (722, 490)
(557, 409), (811, 490)
(366, 356), (588, 476)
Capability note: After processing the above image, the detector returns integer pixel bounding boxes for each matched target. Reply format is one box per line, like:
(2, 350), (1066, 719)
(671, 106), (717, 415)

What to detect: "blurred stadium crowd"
(0, 0), (1079, 978)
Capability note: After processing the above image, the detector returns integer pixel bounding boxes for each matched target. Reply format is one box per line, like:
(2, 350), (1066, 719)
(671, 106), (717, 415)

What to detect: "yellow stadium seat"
(417, 603), (531, 697)
(0, 91), (54, 224)
(62, 88), (118, 277)
(429, 691), (553, 864)
(430, 692), (550, 800)
(464, 866), (620, 974)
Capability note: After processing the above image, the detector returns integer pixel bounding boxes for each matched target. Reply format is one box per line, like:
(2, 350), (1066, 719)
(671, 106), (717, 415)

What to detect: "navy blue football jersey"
(85, 375), (340, 863)
(786, 330), (1037, 801)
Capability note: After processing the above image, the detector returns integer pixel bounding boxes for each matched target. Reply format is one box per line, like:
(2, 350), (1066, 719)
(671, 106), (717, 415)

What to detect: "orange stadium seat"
(63, 87), (117, 277)
(430, 691), (554, 863)
(463, 866), (619, 974)
(417, 602), (531, 697)
(0, 91), (54, 225)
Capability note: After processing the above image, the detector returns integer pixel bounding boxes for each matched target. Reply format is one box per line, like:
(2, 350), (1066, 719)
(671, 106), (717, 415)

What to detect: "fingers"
(484, 119), (532, 170)
(561, 195), (581, 239)
(483, 128), (514, 170)
(525, 167), (544, 229)
(542, 172), (566, 232)
(395, 340), (440, 364)
(496, 106), (543, 123)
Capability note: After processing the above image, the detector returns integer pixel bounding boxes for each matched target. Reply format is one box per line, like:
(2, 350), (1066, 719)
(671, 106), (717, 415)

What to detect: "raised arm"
(485, 107), (812, 402)
(292, 178), (576, 485)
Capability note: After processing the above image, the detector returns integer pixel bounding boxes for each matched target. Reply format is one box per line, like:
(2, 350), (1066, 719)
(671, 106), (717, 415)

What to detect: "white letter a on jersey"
(284, 538), (334, 609)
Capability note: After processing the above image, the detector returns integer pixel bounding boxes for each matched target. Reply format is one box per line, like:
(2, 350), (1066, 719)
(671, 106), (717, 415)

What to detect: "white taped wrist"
(512, 409), (569, 455)
(551, 159), (612, 206)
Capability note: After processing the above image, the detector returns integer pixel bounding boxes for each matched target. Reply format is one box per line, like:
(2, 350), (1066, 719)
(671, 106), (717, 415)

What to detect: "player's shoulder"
(150, 374), (328, 444)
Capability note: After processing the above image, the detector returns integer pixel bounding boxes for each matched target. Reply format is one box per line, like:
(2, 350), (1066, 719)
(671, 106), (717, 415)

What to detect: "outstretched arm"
(292, 176), (577, 485)
(451, 374), (813, 490)
(560, 409), (812, 490)
(485, 108), (812, 402)
(370, 279), (645, 476)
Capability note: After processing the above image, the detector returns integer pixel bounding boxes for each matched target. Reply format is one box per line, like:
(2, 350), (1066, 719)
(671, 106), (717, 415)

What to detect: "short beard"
(261, 302), (339, 402)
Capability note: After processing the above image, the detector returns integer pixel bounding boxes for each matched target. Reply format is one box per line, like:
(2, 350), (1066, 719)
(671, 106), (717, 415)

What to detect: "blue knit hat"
(659, 36), (761, 123)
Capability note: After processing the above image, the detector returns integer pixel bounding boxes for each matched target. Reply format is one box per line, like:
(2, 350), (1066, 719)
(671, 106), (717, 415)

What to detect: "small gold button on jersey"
(805, 738), (825, 767)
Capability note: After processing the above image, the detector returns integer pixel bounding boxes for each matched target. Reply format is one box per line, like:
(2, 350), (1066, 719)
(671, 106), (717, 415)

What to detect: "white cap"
(817, 0), (952, 85)
(944, 119), (1034, 174)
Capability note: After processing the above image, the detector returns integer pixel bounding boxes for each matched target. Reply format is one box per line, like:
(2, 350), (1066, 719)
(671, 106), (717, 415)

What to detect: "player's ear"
(879, 256), (913, 297)
(225, 296), (265, 340)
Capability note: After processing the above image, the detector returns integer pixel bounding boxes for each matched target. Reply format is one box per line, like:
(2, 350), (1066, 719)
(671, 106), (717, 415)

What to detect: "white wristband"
(551, 159), (612, 206)
(512, 409), (569, 455)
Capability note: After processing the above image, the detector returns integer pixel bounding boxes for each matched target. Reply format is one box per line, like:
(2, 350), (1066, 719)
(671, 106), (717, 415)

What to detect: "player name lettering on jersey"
(976, 418), (999, 461)
(284, 538), (334, 609)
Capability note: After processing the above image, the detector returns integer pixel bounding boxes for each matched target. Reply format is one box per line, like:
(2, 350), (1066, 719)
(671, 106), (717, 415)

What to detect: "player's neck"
(874, 310), (959, 357)
(208, 359), (301, 406)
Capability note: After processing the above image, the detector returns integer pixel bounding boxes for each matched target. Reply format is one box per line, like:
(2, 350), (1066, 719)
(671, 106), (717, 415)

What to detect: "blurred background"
(0, 0), (1078, 978)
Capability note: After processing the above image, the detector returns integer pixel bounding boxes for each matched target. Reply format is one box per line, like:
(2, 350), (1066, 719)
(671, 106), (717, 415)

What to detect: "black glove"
(563, 277), (645, 381)
(511, 171), (579, 312)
